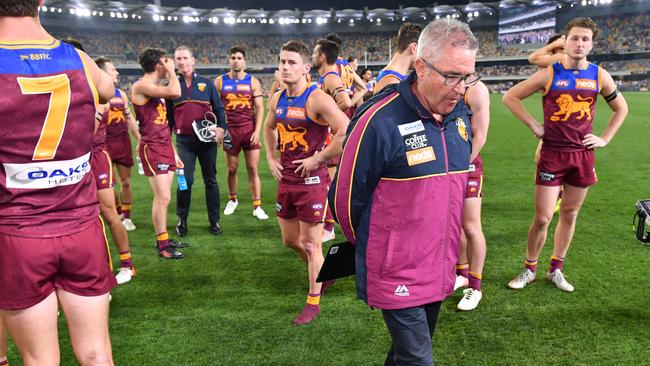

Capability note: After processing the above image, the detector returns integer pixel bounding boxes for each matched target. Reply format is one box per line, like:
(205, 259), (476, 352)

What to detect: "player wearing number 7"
(0, 1), (117, 365)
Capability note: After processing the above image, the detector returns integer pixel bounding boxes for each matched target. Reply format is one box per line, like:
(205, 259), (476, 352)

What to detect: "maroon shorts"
(536, 149), (597, 187)
(0, 217), (116, 310)
(106, 135), (134, 168)
(224, 125), (261, 155)
(91, 150), (115, 190)
(275, 184), (329, 223)
(140, 143), (176, 177)
(466, 163), (483, 199)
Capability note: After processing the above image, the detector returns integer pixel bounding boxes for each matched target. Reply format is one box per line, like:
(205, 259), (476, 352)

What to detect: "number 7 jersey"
(0, 38), (100, 238)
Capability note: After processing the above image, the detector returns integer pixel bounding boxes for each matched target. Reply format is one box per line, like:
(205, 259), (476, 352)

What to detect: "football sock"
(156, 232), (169, 250)
(121, 203), (132, 219)
(469, 271), (482, 291)
(525, 258), (538, 273)
(307, 293), (321, 306)
(229, 194), (237, 202)
(549, 255), (565, 273)
(119, 250), (133, 268)
(252, 199), (261, 209)
(456, 263), (469, 278)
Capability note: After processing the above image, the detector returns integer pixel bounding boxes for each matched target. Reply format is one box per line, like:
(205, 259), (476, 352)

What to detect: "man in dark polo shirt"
(167, 45), (227, 236)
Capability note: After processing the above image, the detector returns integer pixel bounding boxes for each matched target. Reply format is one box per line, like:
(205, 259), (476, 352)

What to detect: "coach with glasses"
(167, 45), (227, 236)
(329, 19), (479, 365)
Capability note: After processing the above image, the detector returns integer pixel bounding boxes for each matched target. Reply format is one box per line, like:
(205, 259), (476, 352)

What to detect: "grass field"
(5, 92), (650, 365)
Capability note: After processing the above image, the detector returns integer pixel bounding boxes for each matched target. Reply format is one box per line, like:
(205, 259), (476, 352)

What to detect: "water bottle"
(136, 157), (144, 175)
(177, 168), (188, 191)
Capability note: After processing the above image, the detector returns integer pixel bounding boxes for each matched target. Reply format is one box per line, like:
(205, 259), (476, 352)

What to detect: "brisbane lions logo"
(153, 102), (167, 125)
(225, 93), (252, 110)
(107, 108), (125, 125)
(550, 94), (593, 122)
(277, 124), (308, 152)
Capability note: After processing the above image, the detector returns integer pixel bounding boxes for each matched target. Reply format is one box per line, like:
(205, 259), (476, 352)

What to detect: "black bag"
(317, 241), (356, 282)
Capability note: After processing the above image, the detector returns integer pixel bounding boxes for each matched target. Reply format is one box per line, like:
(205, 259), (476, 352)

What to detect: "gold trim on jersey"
(0, 38), (60, 49)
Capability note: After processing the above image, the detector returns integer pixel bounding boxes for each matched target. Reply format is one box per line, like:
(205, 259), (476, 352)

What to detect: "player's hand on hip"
(582, 133), (608, 149)
(267, 158), (283, 182)
(531, 123), (544, 139)
(293, 152), (321, 177)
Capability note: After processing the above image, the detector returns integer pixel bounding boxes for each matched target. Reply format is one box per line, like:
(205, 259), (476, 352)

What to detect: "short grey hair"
(416, 19), (479, 61)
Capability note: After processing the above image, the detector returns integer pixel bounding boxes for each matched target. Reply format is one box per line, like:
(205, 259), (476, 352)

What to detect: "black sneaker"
(176, 217), (188, 237)
(156, 245), (184, 259)
(169, 238), (189, 249)
(209, 222), (223, 235)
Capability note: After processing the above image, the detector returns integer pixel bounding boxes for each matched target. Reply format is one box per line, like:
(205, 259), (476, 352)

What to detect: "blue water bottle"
(177, 168), (188, 191)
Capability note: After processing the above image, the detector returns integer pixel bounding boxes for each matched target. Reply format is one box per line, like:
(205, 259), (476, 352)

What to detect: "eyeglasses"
(421, 58), (480, 87)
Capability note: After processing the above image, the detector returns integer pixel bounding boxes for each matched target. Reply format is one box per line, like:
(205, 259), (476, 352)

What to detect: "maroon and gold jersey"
(219, 73), (254, 129)
(0, 38), (100, 237)
(105, 88), (128, 139)
(542, 61), (601, 152)
(133, 95), (172, 146)
(274, 84), (329, 186)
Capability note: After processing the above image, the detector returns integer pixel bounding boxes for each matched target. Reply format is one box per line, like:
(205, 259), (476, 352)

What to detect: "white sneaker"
(122, 218), (136, 231)
(547, 269), (574, 292)
(454, 275), (469, 291)
(508, 269), (536, 289)
(115, 267), (134, 285)
(457, 288), (483, 311)
(253, 206), (269, 220)
(224, 200), (238, 215)
(322, 229), (335, 243)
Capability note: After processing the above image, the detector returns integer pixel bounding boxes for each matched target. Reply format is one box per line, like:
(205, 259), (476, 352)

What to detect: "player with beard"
(216, 45), (268, 220)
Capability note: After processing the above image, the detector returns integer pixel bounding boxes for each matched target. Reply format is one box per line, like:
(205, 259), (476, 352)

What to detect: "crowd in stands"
(498, 29), (556, 45)
(49, 13), (648, 66)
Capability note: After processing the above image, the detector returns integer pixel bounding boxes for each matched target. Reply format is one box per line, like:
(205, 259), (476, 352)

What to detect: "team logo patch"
(275, 107), (283, 115)
(468, 164), (476, 172)
(4, 152), (91, 189)
(157, 163), (170, 171)
(554, 79), (570, 88)
(236, 84), (251, 92)
(539, 171), (556, 182)
(286, 107), (306, 120)
(576, 78), (597, 91)
(314, 211), (321, 217)
(456, 117), (469, 141)
(468, 181), (478, 187)
(197, 82), (207, 92)
(397, 120), (425, 136)
(223, 85), (234, 91)
(99, 173), (108, 179)
(406, 146), (435, 166)
(312, 203), (324, 210)
(277, 124), (308, 152)
(550, 94), (594, 122)
(224, 93), (251, 110)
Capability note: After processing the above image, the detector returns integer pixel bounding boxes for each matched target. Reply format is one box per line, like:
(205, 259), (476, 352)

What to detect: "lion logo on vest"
(154, 102), (167, 125)
(550, 94), (593, 122)
(107, 108), (125, 125)
(277, 124), (308, 152)
(197, 82), (207, 92)
(225, 93), (251, 110)
(456, 117), (468, 141)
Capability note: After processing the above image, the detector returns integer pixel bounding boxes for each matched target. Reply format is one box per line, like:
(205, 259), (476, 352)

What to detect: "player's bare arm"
(293, 89), (349, 177)
(325, 74), (352, 111)
(350, 72), (366, 105)
(502, 68), (551, 139)
(467, 81), (490, 162)
(251, 76), (265, 145)
(214, 76), (223, 98)
(263, 92), (283, 182)
(132, 57), (181, 102)
(582, 69), (628, 149)
(121, 90), (141, 143)
(79, 51), (114, 104)
(528, 36), (566, 68)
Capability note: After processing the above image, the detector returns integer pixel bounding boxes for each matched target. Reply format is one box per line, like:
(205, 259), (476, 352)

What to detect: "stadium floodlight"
(70, 8), (76, 15)
(474, 11), (479, 16)
(58, 8), (62, 13)
(41, 6), (47, 11)
(110, 12), (115, 17)
(99, 11), (104, 16)
(153, 14), (159, 21)
(269, 18), (275, 24)
(377, 18), (381, 23)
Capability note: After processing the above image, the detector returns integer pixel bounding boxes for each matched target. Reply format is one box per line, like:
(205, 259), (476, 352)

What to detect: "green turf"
(5, 92), (649, 365)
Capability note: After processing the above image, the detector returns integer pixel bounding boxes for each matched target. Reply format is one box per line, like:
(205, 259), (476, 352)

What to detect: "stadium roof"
(39, 0), (618, 24)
